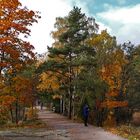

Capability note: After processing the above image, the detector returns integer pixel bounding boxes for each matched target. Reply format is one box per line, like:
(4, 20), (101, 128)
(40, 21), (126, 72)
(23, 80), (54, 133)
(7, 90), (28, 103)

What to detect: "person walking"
(83, 104), (89, 126)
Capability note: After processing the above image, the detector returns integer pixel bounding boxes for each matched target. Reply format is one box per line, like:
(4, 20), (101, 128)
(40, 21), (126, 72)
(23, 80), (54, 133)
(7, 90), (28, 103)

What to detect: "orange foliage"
(100, 63), (122, 90)
(0, 95), (16, 108)
(101, 101), (128, 108)
(0, 0), (39, 71)
(89, 31), (128, 109)
(100, 63), (127, 108)
(12, 75), (35, 105)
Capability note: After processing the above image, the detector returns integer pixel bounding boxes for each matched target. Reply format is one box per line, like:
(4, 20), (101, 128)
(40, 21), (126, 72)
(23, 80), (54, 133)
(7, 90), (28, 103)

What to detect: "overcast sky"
(20, 0), (140, 54)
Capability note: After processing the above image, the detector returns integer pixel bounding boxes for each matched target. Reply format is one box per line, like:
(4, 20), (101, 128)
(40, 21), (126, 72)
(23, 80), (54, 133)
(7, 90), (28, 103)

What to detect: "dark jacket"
(83, 105), (89, 117)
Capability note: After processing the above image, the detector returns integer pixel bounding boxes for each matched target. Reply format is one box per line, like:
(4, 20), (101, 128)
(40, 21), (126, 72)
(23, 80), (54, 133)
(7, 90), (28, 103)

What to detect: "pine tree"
(41, 6), (98, 119)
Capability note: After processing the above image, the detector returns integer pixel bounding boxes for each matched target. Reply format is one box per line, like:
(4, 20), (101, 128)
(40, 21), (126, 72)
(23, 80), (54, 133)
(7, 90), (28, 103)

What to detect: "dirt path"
(38, 110), (127, 140)
(0, 109), (127, 140)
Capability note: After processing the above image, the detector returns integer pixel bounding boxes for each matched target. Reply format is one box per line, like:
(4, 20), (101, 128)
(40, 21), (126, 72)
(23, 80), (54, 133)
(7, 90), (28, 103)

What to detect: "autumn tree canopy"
(0, 0), (40, 73)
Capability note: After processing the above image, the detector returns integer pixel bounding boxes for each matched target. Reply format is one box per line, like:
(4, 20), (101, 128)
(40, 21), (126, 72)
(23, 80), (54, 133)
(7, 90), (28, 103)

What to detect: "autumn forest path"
(0, 108), (127, 140)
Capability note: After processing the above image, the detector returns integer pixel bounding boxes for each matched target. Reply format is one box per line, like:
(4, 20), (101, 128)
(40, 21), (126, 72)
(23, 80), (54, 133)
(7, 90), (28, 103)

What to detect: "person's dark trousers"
(84, 116), (88, 126)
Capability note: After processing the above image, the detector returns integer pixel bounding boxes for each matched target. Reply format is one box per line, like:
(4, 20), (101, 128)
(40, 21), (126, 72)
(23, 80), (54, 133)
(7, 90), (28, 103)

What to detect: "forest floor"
(0, 107), (127, 140)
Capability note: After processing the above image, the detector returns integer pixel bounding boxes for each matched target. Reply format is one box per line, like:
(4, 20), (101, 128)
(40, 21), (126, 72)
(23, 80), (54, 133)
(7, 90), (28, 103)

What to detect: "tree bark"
(15, 99), (19, 124)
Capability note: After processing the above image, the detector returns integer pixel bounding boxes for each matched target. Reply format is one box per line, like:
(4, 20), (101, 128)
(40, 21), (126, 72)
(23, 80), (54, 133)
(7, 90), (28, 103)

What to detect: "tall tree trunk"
(60, 98), (63, 114)
(62, 97), (65, 115)
(10, 106), (14, 123)
(63, 95), (67, 116)
(68, 88), (73, 119)
(68, 53), (73, 119)
(18, 104), (21, 121)
(15, 98), (19, 124)
(31, 101), (34, 115)
(22, 107), (26, 121)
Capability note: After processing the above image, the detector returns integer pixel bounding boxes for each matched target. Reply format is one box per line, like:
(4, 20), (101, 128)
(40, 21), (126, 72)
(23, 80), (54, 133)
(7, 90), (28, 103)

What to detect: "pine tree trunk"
(68, 53), (73, 119)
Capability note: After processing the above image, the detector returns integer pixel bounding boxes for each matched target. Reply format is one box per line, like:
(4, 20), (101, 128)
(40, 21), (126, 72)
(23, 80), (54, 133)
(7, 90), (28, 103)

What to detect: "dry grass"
(0, 119), (47, 130)
(105, 124), (140, 140)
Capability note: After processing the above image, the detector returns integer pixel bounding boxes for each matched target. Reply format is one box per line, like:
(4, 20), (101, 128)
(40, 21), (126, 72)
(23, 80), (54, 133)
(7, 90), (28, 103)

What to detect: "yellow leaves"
(88, 30), (114, 47)
(52, 28), (67, 40)
(37, 72), (60, 91)
(52, 17), (68, 39)
(88, 34), (101, 46)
